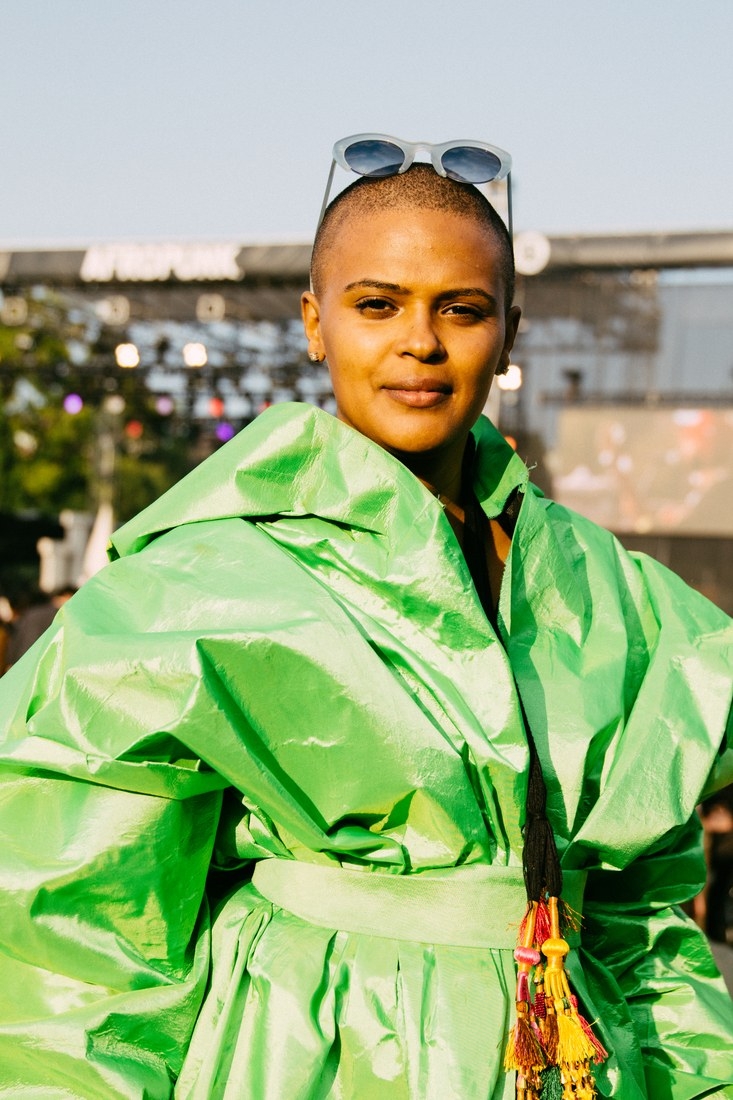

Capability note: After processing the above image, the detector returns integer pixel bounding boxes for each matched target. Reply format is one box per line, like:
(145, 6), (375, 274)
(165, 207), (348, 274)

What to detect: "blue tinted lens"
(440, 147), (502, 183)
(343, 140), (406, 177)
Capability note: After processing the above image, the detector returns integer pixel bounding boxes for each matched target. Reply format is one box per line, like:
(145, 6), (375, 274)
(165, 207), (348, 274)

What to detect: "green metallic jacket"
(0, 403), (731, 1099)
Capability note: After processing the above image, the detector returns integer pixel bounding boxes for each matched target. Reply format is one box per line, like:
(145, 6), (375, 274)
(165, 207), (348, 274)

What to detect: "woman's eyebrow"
(436, 287), (497, 307)
(342, 280), (497, 307)
(343, 279), (404, 293)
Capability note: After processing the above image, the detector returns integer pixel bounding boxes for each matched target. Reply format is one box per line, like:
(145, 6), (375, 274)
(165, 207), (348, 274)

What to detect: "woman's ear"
(498, 305), (521, 373)
(301, 291), (324, 361)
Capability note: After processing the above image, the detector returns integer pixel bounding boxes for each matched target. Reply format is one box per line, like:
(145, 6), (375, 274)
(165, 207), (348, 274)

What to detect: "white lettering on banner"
(80, 244), (244, 283)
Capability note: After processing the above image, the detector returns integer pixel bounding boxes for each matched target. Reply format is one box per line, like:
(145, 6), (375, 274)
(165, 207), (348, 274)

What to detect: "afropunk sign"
(80, 243), (244, 283)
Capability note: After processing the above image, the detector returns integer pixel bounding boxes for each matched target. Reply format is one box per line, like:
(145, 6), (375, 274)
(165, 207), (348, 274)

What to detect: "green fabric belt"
(252, 859), (586, 949)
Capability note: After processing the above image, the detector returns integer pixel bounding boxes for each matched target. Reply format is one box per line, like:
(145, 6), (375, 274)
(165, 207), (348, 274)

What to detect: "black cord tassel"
(522, 746), (563, 902)
(458, 441), (607, 1097)
(460, 445), (562, 904)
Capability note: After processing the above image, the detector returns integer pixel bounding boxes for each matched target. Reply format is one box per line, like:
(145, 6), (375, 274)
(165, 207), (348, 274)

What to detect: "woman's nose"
(399, 308), (445, 361)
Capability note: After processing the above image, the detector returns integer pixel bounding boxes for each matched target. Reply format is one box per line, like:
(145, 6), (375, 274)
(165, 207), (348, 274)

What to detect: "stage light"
(497, 364), (523, 392)
(196, 294), (226, 322)
(96, 296), (130, 325)
(183, 342), (207, 368)
(0, 297), (28, 325)
(103, 394), (126, 415)
(115, 343), (140, 368)
(216, 422), (235, 442)
(13, 430), (38, 456)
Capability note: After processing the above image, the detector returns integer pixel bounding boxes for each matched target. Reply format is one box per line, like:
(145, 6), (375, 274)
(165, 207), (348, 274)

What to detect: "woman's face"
(301, 206), (520, 463)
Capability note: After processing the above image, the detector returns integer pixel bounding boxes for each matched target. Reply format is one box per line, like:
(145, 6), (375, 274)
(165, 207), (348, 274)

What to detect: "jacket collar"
(110, 402), (530, 560)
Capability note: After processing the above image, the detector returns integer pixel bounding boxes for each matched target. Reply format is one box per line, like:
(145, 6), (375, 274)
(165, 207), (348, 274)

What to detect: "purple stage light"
(215, 422), (235, 442)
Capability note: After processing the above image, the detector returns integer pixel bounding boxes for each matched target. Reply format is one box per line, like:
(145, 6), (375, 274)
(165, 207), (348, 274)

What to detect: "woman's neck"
(392, 437), (467, 510)
(393, 443), (467, 546)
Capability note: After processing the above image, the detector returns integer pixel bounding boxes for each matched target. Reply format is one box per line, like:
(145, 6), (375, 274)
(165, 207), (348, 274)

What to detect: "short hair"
(310, 163), (515, 307)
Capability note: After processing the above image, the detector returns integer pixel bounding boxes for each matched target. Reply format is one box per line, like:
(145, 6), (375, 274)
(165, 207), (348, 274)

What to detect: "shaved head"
(310, 163), (515, 308)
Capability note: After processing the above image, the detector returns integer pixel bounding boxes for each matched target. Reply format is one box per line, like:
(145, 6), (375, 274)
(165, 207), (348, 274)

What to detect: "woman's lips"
(383, 381), (451, 409)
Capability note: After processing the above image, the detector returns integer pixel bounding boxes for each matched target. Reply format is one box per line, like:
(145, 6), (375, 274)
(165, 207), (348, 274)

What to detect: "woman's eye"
(444, 303), (483, 318)
(355, 297), (395, 315)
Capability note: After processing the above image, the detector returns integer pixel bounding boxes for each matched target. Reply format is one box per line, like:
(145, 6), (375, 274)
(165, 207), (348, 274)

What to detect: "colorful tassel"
(541, 1001), (559, 1063)
(507, 895), (608, 1098)
(504, 1006), (547, 1076)
(570, 997), (609, 1062)
(539, 1066), (563, 1099)
(535, 901), (551, 945)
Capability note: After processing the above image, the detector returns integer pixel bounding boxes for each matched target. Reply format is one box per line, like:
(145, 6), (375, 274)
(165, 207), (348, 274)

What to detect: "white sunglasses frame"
(316, 132), (513, 236)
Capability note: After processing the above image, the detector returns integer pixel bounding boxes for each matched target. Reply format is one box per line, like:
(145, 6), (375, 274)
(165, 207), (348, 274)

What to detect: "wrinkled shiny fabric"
(0, 402), (732, 1099)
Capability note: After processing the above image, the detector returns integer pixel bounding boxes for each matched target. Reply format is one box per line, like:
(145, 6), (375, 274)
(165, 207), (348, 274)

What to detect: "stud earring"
(308, 351), (323, 363)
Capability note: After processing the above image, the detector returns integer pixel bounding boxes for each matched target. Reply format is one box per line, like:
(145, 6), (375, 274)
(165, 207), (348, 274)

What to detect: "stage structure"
(1, 230), (732, 608)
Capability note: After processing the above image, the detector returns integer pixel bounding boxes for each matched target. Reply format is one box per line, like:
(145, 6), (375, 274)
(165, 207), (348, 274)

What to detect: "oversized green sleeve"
(499, 491), (733, 1097)
(0, 571), (227, 1098)
(703, 702), (733, 799)
(583, 815), (733, 1100)
(575, 550), (733, 1099)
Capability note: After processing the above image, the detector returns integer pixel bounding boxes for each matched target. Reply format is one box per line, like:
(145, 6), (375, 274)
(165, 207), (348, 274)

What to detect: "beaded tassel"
(504, 903), (546, 1092)
(507, 896), (607, 1098)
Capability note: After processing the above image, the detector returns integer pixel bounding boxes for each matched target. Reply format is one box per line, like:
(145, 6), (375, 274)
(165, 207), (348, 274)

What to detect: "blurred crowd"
(0, 584), (76, 673)
(696, 787), (733, 947)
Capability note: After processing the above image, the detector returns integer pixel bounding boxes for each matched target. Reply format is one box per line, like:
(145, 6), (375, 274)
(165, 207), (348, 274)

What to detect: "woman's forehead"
(319, 206), (505, 290)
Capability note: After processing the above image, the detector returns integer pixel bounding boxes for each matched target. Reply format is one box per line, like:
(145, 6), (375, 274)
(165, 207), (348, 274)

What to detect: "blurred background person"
(4, 586), (76, 670)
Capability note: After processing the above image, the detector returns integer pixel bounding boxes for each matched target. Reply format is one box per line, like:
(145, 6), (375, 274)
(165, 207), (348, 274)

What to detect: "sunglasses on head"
(317, 132), (513, 234)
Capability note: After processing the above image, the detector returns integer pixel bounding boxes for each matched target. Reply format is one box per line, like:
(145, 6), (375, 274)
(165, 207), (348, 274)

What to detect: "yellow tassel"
(542, 1005), (559, 1063)
(536, 898), (604, 1097)
(555, 1011), (596, 1066)
(510, 896), (606, 1098)
(504, 1009), (546, 1074)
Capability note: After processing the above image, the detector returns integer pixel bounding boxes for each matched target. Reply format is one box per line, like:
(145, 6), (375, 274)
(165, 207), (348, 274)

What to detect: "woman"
(0, 139), (731, 1100)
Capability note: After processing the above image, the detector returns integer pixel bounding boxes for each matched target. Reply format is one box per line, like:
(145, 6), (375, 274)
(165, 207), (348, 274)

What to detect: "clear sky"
(1, 0), (731, 246)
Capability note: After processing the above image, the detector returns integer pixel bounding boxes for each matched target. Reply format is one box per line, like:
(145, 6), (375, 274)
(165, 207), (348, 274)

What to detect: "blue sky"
(1, 0), (731, 245)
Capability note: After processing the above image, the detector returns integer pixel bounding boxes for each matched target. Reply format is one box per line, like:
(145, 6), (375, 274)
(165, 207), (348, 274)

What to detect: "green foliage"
(2, 403), (94, 513)
(1, 290), (289, 527)
(114, 452), (188, 522)
(1, 308), (192, 522)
